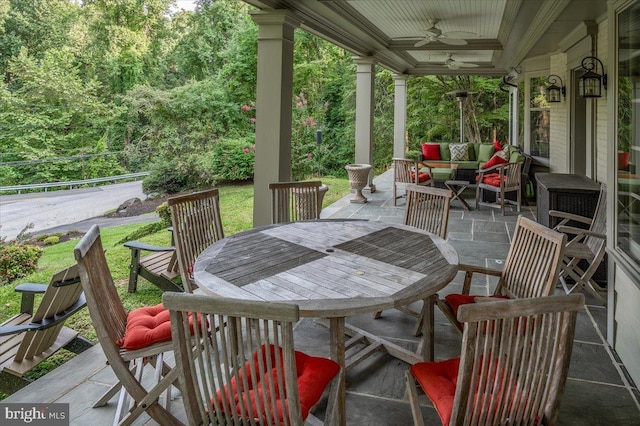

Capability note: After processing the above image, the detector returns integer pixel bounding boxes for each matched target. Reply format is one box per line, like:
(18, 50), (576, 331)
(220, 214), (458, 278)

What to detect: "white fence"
(0, 172), (149, 194)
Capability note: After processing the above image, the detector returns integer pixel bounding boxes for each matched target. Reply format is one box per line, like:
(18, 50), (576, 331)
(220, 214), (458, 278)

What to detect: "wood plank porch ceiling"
(244, 0), (608, 76)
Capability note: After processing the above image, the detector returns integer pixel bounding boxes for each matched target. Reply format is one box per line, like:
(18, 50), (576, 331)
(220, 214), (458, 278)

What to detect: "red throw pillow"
(493, 139), (503, 152)
(481, 153), (509, 169)
(421, 143), (441, 161)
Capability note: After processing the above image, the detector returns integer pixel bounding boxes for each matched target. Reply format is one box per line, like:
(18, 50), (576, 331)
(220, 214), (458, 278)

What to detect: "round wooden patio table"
(194, 219), (459, 426)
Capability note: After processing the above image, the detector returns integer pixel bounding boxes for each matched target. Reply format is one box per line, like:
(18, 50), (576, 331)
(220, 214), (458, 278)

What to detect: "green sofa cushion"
(478, 144), (495, 162)
(455, 161), (481, 169)
(439, 143), (451, 161)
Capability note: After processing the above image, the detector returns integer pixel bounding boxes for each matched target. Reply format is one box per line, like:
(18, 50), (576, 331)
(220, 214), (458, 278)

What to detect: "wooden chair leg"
(405, 371), (426, 426)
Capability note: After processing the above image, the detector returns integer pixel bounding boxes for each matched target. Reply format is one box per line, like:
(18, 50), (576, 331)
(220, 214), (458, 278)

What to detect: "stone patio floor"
(4, 169), (640, 425)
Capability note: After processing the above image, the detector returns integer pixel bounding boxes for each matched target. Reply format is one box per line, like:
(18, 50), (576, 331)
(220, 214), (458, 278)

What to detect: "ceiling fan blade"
(447, 63), (460, 70)
(414, 38), (432, 47)
(458, 62), (480, 68)
(440, 38), (468, 46)
(444, 31), (476, 39)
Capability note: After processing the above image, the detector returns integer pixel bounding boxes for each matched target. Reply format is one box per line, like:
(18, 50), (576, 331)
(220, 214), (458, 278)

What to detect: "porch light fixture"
(578, 56), (607, 98)
(546, 75), (565, 103)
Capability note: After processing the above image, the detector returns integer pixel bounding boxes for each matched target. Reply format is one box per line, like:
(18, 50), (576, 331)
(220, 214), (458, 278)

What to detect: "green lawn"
(0, 178), (351, 394)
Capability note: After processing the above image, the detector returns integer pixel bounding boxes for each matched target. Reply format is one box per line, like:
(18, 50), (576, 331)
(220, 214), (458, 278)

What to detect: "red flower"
(241, 105), (251, 112)
(243, 148), (250, 153)
(307, 152), (313, 158)
(249, 117), (256, 124)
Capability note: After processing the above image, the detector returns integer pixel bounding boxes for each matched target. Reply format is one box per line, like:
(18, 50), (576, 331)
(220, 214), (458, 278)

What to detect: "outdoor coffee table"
(194, 219), (459, 426)
(445, 179), (472, 210)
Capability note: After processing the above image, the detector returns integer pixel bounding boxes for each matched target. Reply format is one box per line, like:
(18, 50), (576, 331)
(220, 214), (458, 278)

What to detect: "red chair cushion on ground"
(216, 344), (340, 422)
(411, 171), (432, 183)
(445, 294), (510, 318)
(421, 143), (441, 160)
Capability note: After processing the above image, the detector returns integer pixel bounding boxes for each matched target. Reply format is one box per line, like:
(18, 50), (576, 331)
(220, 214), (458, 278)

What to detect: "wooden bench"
(0, 264), (91, 393)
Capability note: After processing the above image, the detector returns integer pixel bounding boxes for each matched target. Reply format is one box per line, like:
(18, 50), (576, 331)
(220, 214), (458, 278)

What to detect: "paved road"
(0, 181), (150, 241)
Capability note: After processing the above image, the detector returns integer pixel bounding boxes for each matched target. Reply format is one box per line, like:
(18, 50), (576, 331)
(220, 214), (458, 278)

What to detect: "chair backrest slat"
(498, 216), (567, 298)
(74, 226), (128, 351)
(394, 158), (418, 184)
(168, 189), (225, 293)
(269, 181), (323, 224)
(586, 183), (607, 254)
(164, 293), (303, 426)
(403, 184), (452, 239)
(452, 294), (584, 426)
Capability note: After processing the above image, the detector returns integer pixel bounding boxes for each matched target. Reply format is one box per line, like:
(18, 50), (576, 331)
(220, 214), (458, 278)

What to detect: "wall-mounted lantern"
(546, 75), (565, 103)
(578, 56), (607, 98)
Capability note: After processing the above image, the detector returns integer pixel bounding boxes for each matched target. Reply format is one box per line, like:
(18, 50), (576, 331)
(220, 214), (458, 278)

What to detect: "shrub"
(0, 243), (44, 285)
(156, 202), (172, 227)
(43, 236), (60, 246)
(143, 156), (199, 194)
(204, 137), (255, 183)
(405, 150), (420, 161)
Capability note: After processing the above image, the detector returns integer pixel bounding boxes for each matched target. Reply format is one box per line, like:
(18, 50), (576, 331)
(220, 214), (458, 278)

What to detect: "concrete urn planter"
(345, 163), (372, 203)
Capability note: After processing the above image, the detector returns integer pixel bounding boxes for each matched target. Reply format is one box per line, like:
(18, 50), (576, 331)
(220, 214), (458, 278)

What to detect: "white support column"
(354, 56), (376, 192)
(250, 10), (300, 227)
(393, 74), (408, 159)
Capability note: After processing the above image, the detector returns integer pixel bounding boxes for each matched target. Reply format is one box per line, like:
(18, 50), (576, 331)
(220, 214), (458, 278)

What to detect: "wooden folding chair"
(375, 184), (453, 336)
(393, 158), (433, 206)
(163, 292), (342, 425)
(0, 264), (88, 393)
(269, 180), (326, 223)
(436, 216), (566, 333)
(74, 225), (182, 426)
(406, 294), (584, 426)
(549, 182), (607, 304)
(168, 189), (225, 293)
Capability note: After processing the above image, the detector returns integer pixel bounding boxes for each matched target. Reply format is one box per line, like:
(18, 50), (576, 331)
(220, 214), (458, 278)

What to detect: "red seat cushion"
(410, 358), (460, 426)
(421, 143), (441, 160)
(411, 355), (535, 425)
(216, 344), (340, 423)
(116, 304), (172, 350)
(444, 294), (510, 319)
(116, 303), (203, 350)
(411, 171), (431, 183)
(493, 139), (503, 152)
(475, 173), (505, 187)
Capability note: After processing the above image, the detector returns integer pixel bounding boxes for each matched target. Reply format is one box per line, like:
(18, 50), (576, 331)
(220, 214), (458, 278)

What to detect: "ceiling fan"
(413, 19), (475, 47)
(442, 53), (479, 70)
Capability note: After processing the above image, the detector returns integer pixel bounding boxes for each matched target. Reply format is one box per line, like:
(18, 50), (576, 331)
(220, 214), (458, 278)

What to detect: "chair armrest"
(459, 264), (503, 277)
(459, 264), (503, 294)
(1, 294), (86, 336)
(124, 241), (175, 252)
(548, 210), (593, 226)
(14, 283), (47, 315)
(14, 283), (48, 295)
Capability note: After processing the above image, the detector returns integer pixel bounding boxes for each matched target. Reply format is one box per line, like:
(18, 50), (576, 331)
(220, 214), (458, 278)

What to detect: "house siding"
(596, 19), (608, 183)
(549, 53), (568, 173)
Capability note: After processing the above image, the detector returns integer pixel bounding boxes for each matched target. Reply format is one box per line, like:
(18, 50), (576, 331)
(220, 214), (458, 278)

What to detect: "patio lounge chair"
(0, 264), (88, 393)
(406, 294), (584, 426)
(74, 225), (183, 426)
(475, 161), (522, 215)
(436, 216), (566, 333)
(168, 188), (225, 293)
(123, 239), (182, 293)
(163, 292), (343, 425)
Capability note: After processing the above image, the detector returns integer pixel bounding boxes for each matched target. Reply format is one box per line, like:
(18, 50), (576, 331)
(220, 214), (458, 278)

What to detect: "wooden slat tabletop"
(194, 220), (459, 317)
